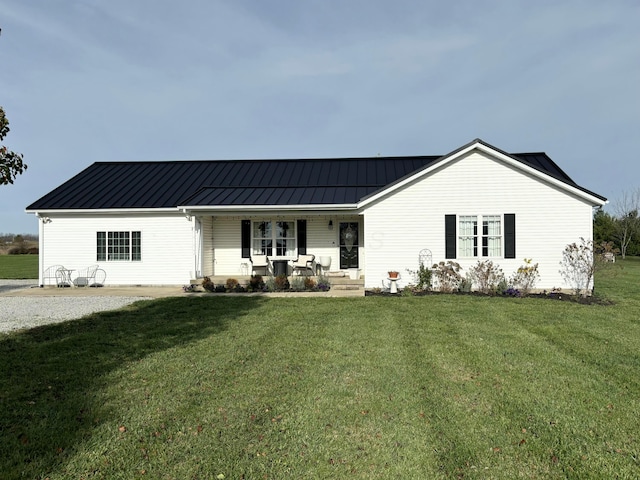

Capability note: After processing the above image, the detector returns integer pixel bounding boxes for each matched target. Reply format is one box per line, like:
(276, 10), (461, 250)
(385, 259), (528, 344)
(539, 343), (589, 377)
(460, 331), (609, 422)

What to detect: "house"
(26, 139), (607, 291)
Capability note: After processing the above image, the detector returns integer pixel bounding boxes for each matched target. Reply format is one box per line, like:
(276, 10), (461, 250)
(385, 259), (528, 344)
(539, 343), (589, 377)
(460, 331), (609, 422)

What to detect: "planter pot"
(349, 268), (360, 280)
(388, 271), (399, 279)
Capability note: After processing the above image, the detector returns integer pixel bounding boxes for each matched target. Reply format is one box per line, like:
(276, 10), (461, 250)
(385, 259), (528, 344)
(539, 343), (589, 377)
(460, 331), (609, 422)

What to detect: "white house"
(26, 139), (607, 291)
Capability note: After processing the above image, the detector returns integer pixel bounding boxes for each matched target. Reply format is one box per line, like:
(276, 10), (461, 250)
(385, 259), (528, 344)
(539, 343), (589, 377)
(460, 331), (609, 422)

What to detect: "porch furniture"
(55, 268), (75, 288)
(251, 255), (270, 275)
(43, 264), (66, 286)
(74, 264), (99, 287)
(240, 262), (250, 275)
(272, 259), (289, 277)
(318, 256), (332, 275)
(92, 268), (107, 287)
(292, 254), (315, 276)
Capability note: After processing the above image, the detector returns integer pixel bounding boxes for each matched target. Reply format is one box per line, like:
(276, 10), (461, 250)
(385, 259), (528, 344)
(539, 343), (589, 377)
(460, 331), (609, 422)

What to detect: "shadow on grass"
(0, 295), (265, 478)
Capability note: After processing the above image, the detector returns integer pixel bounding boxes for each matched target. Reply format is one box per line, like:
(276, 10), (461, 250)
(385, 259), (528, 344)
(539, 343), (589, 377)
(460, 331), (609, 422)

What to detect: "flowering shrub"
(510, 258), (540, 295)
(432, 261), (462, 293)
(316, 275), (331, 292)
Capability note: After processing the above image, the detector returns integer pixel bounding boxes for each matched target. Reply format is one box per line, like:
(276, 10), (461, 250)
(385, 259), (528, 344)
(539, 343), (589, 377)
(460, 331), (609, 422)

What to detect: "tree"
(612, 189), (640, 259)
(593, 208), (617, 245)
(0, 106), (26, 185)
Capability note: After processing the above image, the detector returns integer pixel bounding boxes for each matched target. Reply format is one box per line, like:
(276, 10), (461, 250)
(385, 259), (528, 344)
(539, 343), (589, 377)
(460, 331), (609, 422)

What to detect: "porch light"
(328, 220), (333, 230)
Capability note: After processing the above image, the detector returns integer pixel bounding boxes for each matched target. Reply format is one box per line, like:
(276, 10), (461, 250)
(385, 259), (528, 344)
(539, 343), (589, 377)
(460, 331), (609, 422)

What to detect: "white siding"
(39, 213), (195, 285)
(211, 217), (244, 276)
(362, 151), (595, 290)
(201, 216), (214, 277)
(208, 215), (362, 276)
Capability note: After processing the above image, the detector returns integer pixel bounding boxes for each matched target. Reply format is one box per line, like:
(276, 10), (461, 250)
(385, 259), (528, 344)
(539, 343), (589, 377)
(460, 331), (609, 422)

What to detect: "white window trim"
(457, 214), (503, 258)
(251, 221), (297, 259)
(97, 230), (142, 262)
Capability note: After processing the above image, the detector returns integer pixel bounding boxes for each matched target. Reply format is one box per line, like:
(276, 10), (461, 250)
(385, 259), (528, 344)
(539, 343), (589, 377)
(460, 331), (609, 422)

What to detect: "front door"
(339, 222), (359, 269)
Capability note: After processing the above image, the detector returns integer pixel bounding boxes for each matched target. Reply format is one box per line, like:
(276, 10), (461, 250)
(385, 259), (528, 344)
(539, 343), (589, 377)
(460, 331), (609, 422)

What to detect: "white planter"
(349, 268), (360, 280)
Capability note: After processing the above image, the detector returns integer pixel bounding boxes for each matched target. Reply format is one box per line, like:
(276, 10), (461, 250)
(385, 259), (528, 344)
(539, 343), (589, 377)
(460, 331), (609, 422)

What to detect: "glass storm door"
(339, 222), (359, 269)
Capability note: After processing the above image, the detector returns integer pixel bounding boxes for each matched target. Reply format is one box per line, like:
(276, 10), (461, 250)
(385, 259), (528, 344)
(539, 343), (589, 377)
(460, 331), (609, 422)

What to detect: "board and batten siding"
(361, 150), (595, 291)
(38, 213), (195, 285)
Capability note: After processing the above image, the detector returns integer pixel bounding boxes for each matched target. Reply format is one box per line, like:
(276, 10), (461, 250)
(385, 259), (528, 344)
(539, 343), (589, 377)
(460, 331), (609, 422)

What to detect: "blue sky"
(1, 0), (638, 234)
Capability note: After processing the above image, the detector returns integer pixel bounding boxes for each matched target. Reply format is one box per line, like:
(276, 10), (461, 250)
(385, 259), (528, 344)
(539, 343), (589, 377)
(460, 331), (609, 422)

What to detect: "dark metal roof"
(26, 142), (605, 211)
(27, 157), (437, 210)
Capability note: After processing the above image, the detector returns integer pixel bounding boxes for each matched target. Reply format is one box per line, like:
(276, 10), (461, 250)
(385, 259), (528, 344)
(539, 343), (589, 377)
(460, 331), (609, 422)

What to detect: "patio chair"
(292, 254), (315, 276)
(42, 264), (65, 286)
(74, 264), (99, 287)
(251, 255), (270, 276)
(92, 268), (107, 287)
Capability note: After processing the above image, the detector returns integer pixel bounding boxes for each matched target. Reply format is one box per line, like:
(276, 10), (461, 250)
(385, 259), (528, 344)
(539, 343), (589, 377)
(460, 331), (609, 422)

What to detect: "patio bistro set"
(42, 264), (106, 288)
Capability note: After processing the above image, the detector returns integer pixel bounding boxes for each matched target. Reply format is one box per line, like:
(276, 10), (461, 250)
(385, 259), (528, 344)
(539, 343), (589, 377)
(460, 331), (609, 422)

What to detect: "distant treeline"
(0, 233), (38, 243)
(1, 234), (39, 255)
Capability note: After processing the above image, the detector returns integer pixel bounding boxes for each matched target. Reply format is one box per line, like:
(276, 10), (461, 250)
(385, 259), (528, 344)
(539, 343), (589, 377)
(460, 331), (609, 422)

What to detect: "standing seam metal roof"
(26, 147), (605, 211)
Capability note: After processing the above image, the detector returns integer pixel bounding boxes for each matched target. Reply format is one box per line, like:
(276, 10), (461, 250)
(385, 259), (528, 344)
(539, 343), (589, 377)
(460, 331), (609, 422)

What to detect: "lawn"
(0, 254), (38, 279)
(1, 260), (639, 479)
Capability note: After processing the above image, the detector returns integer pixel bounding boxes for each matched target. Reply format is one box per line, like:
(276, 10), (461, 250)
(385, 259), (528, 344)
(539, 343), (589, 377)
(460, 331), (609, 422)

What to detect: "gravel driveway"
(0, 280), (151, 333)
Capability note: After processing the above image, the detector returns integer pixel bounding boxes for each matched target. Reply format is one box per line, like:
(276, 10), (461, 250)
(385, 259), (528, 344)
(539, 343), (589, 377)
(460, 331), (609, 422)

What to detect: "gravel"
(0, 280), (150, 333)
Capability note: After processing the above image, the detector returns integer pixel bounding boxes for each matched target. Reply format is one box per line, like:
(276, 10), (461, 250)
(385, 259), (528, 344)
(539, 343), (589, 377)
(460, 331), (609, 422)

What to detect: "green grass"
(1, 260), (640, 479)
(0, 254), (38, 279)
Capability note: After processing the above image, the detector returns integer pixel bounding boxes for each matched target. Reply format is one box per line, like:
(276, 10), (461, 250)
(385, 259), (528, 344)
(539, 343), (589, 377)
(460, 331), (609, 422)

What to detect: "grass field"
(0, 259), (639, 478)
(0, 254), (38, 279)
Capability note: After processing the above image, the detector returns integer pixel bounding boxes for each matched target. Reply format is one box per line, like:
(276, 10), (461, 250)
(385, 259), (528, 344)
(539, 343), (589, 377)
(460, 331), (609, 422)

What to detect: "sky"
(1, 0), (639, 234)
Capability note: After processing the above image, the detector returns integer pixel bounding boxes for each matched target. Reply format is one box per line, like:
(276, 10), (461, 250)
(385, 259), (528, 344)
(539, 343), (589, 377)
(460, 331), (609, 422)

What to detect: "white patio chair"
(292, 254), (315, 275)
(74, 264), (99, 287)
(251, 255), (270, 276)
(42, 265), (66, 286)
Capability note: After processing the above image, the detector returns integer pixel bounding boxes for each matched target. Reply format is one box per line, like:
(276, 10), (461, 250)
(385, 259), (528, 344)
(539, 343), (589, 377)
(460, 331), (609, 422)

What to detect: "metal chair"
(74, 264), (99, 287)
(42, 264), (65, 286)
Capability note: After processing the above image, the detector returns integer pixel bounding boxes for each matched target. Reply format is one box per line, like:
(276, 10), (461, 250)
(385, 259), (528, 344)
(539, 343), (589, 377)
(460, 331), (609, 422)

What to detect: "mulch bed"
(364, 290), (613, 305)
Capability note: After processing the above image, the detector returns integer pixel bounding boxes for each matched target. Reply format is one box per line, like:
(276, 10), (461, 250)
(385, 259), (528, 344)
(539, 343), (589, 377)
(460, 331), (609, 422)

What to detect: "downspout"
(36, 214), (49, 287)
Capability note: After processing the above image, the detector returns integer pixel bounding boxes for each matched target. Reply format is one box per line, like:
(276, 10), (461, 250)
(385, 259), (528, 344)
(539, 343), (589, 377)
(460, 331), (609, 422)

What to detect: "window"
(252, 221), (272, 255)
(250, 221), (296, 257)
(445, 214), (515, 260)
(275, 221), (295, 256)
(97, 231), (141, 261)
(458, 215), (501, 258)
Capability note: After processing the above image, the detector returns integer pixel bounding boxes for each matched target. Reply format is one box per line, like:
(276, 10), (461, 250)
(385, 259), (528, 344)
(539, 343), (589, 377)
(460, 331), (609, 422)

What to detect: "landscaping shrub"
(432, 261), (462, 293)
(510, 258), (540, 295)
(290, 277), (306, 292)
(406, 262), (432, 291)
(560, 238), (595, 297)
(316, 275), (331, 291)
(467, 260), (505, 294)
(274, 274), (290, 291)
(304, 277), (316, 290)
(201, 276), (215, 292)
(248, 275), (265, 292)
(225, 278), (240, 292)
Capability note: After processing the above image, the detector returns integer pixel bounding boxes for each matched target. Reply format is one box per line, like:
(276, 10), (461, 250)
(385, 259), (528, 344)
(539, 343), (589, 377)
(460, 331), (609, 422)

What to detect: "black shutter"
(445, 214), (456, 259)
(504, 214), (516, 259)
(241, 220), (251, 258)
(297, 219), (307, 255)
